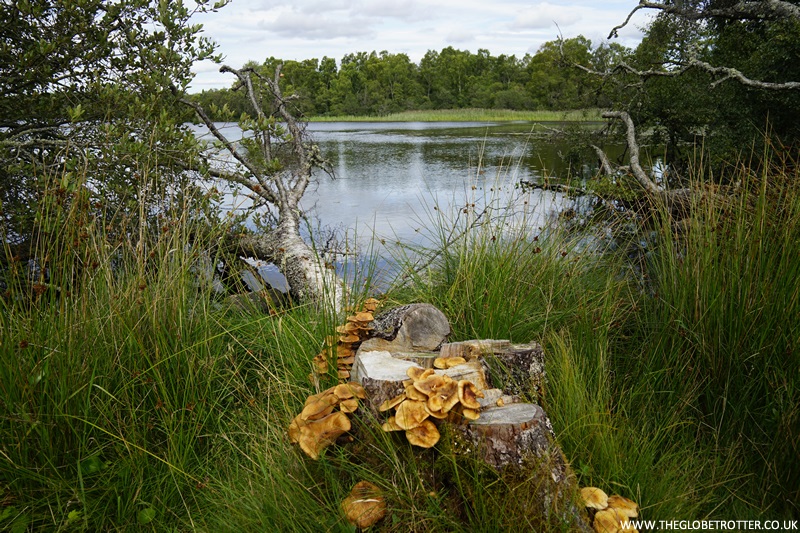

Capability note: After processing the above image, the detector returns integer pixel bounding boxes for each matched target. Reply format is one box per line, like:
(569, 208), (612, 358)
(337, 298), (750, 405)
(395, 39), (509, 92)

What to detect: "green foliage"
(617, 4), (800, 171)
(1, 0), (223, 274)
(192, 38), (628, 119)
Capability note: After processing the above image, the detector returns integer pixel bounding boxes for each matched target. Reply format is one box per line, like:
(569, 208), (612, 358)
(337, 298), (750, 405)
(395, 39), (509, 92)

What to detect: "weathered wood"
(359, 303), (450, 353)
(352, 350), (421, 415)
(390, 351), (439, 368)
(439, 339), (511, 360)
(476, 388), (521, 409)
(480, 342), (546, 400)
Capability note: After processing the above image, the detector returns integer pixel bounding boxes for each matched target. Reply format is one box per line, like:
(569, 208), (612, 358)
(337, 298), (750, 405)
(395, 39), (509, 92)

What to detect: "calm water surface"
(194, 121), (598, 289)
(199, 121), (591, 243)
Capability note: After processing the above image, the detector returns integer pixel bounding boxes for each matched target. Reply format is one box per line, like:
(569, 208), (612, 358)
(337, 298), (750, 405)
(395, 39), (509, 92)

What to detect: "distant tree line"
(190, 37), (629, 118)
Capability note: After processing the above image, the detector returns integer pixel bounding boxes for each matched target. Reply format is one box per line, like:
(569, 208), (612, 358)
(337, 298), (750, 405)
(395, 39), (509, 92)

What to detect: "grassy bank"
(1, 151), (797, 530)
(309, 108), (602, 123)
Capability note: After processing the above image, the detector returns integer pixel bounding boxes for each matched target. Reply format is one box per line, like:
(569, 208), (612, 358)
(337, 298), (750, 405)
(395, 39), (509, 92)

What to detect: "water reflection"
(300, 121), (575, 245)
(192, 121), (599, 291)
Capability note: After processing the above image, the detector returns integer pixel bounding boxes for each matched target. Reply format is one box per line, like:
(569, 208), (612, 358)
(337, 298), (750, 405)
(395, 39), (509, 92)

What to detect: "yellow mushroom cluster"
(289, 382), (367, 459)
(311, 298), (380, 382)
(379, 367), (485, 448)
(581, 487), (640, 533)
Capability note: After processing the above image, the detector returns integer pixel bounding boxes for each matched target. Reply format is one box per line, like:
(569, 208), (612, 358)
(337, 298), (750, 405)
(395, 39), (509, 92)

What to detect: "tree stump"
(359, 303), (450, 353)
(352, 350), (421, 416)
(453, 403), (591, 532)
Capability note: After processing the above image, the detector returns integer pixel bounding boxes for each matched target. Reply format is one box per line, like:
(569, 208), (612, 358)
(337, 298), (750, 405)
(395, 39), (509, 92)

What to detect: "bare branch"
(610, 0), (800, 37)
(689, 59), (800, 90)
(609, 4), (647, 39)
(602, 111), (661, 196)
(176, 90), (279, 204)
(591, 144), (616, 176)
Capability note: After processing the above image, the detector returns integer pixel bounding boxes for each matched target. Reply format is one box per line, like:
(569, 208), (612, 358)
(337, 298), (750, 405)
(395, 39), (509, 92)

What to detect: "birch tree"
(181, 64), (345, 309)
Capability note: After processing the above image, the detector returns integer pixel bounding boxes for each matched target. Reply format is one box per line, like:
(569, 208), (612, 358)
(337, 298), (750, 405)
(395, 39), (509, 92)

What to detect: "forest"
(190, 38), (624, 116)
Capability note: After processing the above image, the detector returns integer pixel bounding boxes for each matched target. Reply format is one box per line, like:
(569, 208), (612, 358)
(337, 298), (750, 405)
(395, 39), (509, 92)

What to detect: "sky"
(189, 0), (653, 91)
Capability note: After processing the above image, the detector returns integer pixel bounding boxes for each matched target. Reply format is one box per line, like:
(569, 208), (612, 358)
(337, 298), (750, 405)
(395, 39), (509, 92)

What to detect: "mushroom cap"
(592, 508), (627, 533)
(297, 411), (351, 459)
(427, 378), (459, 410)
(405, 419), (440, 448)
(427, 393), (443, 413)
(339, 333), (361, 344)
(457, 380), (484, 410)
(347, 382), (367, 398)
(413, 374), (452, 396)
(300, 394), (338, 421)
(394, 400), (429, 430)
(405, 384), (430, 402)
(581, 486), (609, 510)
(288, 415), (305, 443)
(333, 382), (367, 400)
(434, 356), (467, 369)
(347, 311), (374, 323)
(341, 481), (387, 529)
(336, 322), (360, 334)
(381, 416), (404, 432)
(406, 367), (434, 381)
(363, 299), (380, 312)
(339, 398), (359, 413)
(423, 403), (450, 419)
(607, 495), (638, 518)
(312, 353), (329, 373)
(460, 407), (480, 421)
(337, 369), (351, 379)
(336, 344), (355, 357)
(337, 355), (356, 366)
(378, 392), (406, 412)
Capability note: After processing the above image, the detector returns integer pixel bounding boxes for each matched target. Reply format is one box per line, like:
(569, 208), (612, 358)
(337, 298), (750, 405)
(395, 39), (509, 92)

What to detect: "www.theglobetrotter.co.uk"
(621, 520), (798, 531)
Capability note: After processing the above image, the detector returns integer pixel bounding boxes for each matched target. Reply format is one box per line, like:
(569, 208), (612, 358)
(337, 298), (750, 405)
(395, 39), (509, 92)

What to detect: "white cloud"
(510, 3), (582, 30)
(189, 0), (649, 89)
(257, 8), (376, 39)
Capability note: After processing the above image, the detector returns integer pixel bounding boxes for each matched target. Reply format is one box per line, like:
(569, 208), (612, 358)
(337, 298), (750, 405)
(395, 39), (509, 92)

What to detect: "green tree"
(1, 0), (223, 273)
(605, 0), (800, 170)
(526, 37), (597, 109)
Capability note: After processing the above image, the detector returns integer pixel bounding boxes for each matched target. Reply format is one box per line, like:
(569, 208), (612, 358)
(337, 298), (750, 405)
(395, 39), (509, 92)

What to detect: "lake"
(193, 121), (607, 290)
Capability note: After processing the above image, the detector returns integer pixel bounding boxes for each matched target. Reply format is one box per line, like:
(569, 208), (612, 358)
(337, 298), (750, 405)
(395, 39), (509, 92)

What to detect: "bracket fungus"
(341, 481), (387, 529)
(289, 382), (366, 459)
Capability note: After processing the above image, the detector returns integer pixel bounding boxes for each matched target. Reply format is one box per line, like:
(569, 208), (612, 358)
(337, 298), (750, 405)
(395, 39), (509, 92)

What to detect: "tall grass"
(635, 152), (800, 516)
(2, 139), (796, 531)
(394, 187), (736, 520)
